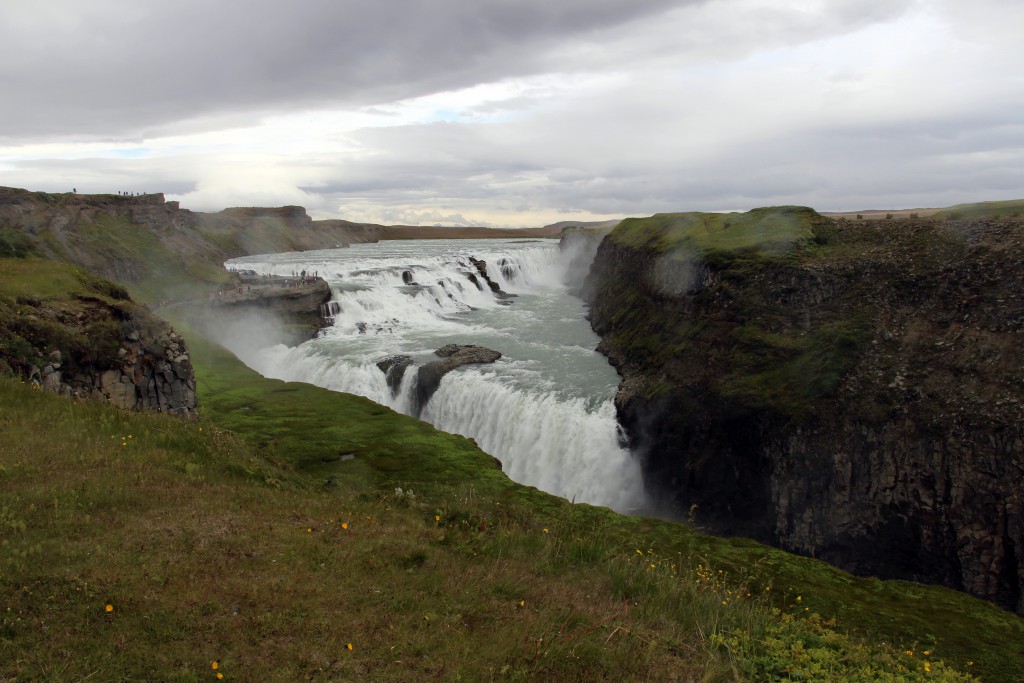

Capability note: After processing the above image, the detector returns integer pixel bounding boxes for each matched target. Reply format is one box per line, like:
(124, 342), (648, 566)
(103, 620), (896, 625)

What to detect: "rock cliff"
(200, 276), (334, 344)
(0, 187), (379, 296)
(0, 260), (197, 417)
(0, 187), (351, 337)
(583, 208), (1024, 613)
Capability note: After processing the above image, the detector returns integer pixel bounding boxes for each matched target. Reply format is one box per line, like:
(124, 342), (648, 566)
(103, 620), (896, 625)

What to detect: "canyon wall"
(584, 208), (1024, 613)
(0, 187), (376, 292)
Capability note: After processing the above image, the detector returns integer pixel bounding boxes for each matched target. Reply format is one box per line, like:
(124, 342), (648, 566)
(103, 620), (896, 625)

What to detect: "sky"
(1, 0), (1022, 227)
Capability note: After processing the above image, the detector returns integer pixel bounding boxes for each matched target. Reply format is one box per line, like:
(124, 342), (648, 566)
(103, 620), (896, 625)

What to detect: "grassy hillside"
(0, 350), (1004, 682)
(608, 206), (821, 259)
(933, 199), (1024, 219)
(3, 263), (1023, 681)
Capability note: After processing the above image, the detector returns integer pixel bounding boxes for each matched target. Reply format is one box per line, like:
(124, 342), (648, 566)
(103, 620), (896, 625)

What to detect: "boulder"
(376, 355), (414, 396)
(413, 344), (501, 414)
(467, 257), (516, 300)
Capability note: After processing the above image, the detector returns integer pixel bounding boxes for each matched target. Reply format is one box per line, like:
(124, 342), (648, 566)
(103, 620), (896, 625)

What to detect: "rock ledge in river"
(413, 344), (502, 414)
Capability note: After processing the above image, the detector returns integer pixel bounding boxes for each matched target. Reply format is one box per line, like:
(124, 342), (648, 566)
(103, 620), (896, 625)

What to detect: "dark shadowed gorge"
(583, 207), (1024, 613)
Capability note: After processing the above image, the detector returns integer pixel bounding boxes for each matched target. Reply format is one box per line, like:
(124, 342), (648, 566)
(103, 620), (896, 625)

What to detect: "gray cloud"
(1, 1), (1021, 225)
(0, 0), (687, 140)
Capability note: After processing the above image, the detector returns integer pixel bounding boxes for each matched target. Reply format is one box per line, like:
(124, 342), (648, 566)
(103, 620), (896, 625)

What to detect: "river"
(224, 238), (645, 513)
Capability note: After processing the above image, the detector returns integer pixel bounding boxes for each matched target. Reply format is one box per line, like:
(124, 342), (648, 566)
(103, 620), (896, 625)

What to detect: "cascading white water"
(224, 239), (645, 513)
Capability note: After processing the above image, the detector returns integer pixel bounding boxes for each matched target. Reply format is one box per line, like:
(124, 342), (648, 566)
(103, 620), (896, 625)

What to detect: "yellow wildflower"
(217, 675), (223, 681)
(435, 515), (440, 522)
(346, 643), (353, 651)
(341, 522), (348, 530)
(105, 604), (113, 613)
(211, 661), (218, 670)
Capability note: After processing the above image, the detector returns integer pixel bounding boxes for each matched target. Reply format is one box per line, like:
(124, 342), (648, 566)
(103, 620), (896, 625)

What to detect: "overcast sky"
(1, 0), (1021, 227)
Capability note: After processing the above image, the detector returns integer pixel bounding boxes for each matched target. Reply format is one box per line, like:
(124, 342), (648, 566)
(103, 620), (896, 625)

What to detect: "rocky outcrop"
(203, 277), (333, 343)
(0, 263), (198, 418)
(584, 210), (1024, 613)
(376, 355), (414, 396)
(412, 344), (502, 414)
(468, 257), (515, 302)
(35, 328), (197, 417)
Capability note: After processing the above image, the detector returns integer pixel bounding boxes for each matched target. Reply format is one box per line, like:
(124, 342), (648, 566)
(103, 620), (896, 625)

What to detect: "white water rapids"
(224, 238), (645, 513)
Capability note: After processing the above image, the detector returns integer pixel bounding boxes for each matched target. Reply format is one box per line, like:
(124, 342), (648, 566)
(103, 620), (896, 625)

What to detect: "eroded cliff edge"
(583, 207), (1024, 613)
(0, 259), (197, 417)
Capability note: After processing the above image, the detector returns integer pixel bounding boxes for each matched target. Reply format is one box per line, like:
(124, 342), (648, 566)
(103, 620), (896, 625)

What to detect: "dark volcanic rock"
(585, 211), (1024, 613)
(413, 344), (502, 415)
(468, 257), (516, 301)
(206, 278), (333, 343)
(376, 355), (414, 396)
(1, 270), (198, 418)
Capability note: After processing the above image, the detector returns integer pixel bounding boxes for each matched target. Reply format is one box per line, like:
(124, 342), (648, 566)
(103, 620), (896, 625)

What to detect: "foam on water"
(226, 239), (645, 513)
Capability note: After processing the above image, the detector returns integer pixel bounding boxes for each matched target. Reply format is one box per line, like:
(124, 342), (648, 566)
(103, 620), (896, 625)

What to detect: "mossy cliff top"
(590, 209), (1023, 420)
(0, 258), (163, 377)
(608, 206), (822, 258)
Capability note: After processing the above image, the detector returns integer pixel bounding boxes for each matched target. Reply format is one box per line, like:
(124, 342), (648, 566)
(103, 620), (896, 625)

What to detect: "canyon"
(583, 207), (1024, 613)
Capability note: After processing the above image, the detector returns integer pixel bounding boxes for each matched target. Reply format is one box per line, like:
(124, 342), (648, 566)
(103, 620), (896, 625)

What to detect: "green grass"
(0, 257), (129, 302)
(68, 214), (231, 303)
(2, 254), (1023, 681)
(934, 199), (1024, 219)
(1, 364), (1007, 682)
(0, 225), (40, 259)
(609, 206), (819, 258)
(0, 258), (141, 377)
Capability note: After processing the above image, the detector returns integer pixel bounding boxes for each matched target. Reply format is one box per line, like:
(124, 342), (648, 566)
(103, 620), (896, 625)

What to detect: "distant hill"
(0, 186), (561, 302)
(540, 218), (622, 232)
(933, 199), (1024, 219)
(824, 198), (1024, 220)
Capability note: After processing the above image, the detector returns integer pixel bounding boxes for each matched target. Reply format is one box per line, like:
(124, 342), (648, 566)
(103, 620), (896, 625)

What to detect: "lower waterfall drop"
(224, 238), (645, 514)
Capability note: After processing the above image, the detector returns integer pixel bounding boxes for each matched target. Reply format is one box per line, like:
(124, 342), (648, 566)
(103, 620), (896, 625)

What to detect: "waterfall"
(423, 368), (642, 510)
(225, 239), (645, 514)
